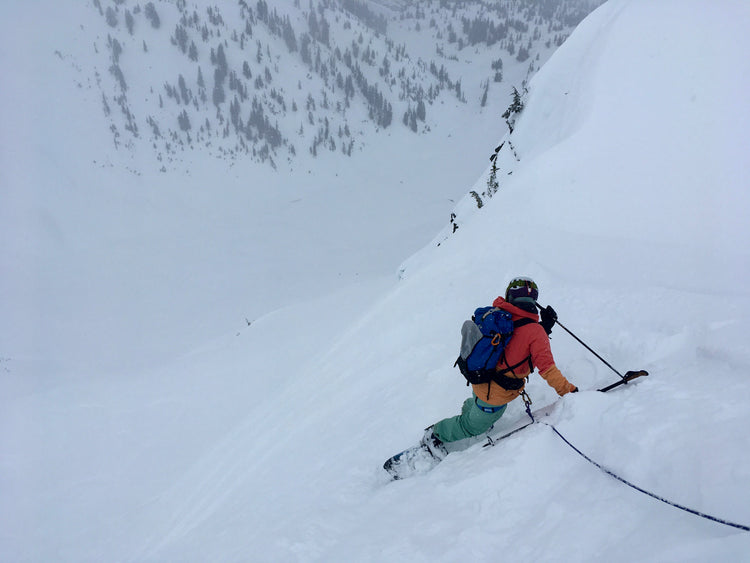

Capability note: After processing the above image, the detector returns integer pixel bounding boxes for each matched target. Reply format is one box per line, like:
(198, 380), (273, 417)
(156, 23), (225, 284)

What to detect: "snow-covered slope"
(1, 0), (593, 376)
(2, 0), (750, 561)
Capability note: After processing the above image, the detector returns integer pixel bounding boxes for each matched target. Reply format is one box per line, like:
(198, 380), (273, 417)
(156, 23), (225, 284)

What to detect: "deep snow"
(2, 1), (750, 561)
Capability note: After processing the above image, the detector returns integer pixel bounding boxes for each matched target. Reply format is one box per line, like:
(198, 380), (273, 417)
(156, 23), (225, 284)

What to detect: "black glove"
(539, 305), (558, 335)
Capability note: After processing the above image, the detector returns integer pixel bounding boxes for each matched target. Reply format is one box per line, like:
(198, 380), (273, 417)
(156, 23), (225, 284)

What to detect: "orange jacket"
(471, 297), (576, 405)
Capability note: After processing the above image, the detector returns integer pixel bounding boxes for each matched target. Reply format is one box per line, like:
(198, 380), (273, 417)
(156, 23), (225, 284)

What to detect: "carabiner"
(520, 390), (534, 422)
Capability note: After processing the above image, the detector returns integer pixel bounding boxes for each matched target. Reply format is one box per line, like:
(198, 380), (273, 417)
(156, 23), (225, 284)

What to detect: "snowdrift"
(2, 1), (750, 561)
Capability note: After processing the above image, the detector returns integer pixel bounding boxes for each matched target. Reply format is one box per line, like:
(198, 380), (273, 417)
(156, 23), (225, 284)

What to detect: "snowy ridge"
(2, 0), (750, 561)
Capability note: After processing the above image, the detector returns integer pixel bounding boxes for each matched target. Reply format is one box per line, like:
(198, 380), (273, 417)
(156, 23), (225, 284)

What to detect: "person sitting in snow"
(422, 276), (577, 458)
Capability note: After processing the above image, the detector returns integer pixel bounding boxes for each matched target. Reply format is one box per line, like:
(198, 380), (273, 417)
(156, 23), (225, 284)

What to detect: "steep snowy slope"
(2, 0), (750, 562)
(132, 1), (750, 560)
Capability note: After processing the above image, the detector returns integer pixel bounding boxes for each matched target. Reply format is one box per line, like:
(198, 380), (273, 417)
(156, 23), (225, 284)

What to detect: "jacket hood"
(492, 296), (539, 321)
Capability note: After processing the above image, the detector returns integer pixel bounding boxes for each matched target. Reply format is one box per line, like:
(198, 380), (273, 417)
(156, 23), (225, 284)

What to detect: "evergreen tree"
(480, 79), (489, 107)
(486, 159), (499, 197)
(143, 2), (161, 25)
(125, 10), (134, 35)
(416, 99), (426, 121)
(105, 7), (118, 27)
(174, 25), (188, 54)
(178, 74), (190, 104)
(178, 109), (191, 131)
(502, 87), (524, 119)
(491, 57), (503, 82)
(213, 68), (226, 105)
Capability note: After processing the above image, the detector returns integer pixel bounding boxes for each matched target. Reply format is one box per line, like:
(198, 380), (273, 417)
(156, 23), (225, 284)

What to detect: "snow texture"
(2, 1), (750, 561)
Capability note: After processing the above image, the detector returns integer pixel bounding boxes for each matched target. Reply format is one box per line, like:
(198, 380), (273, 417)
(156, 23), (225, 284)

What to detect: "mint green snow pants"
(432, 394), (507, 443)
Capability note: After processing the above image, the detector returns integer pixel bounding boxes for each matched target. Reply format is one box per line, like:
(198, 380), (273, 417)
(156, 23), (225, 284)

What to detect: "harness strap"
(496, 317), (536, 378)
(495, 354), (533, 378)
(484, 355), (533, 399)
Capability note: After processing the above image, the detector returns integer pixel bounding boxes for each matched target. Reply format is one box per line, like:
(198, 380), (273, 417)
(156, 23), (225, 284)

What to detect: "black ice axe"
(535, 303), (649, 392)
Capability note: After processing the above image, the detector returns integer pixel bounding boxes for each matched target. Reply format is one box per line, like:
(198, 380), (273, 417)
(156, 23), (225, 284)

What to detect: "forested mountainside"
(65, 0), (603, 170)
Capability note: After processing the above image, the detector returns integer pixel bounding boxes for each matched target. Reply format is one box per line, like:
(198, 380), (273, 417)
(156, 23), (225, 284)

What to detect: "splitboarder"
(384, 277), (578, 479)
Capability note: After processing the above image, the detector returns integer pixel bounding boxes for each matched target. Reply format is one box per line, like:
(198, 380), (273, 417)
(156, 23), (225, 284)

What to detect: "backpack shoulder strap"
(496, 318), (537, 377)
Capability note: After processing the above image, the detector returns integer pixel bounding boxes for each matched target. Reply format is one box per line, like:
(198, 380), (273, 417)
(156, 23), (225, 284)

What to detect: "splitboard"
(383, 370), (648, 480)
(382, 402), (559, 480)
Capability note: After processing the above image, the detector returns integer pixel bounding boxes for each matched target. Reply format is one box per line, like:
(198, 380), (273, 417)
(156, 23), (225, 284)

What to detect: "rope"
(542, 422), (750, 532)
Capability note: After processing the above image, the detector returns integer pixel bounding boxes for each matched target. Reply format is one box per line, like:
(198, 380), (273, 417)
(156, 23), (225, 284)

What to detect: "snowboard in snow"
(382, 402), (560, 480)
(383, 371), (649, 480)
(383, 442), (443, 480)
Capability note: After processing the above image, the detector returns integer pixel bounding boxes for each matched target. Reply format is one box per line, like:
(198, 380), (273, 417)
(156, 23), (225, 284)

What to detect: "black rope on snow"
(542, 422), (750, 533)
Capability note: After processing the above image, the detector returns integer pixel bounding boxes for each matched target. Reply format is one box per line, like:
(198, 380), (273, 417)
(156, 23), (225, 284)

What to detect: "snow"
(2, 0), (750, 561)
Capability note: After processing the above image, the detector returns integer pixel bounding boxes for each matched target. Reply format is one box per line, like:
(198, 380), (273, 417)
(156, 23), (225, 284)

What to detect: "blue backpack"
(454, 306), (533, 389)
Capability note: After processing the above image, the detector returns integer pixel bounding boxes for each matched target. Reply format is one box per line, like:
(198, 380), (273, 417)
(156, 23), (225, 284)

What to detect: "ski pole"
(536, 302), (628, 381)
(597, 370), (648, 392)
